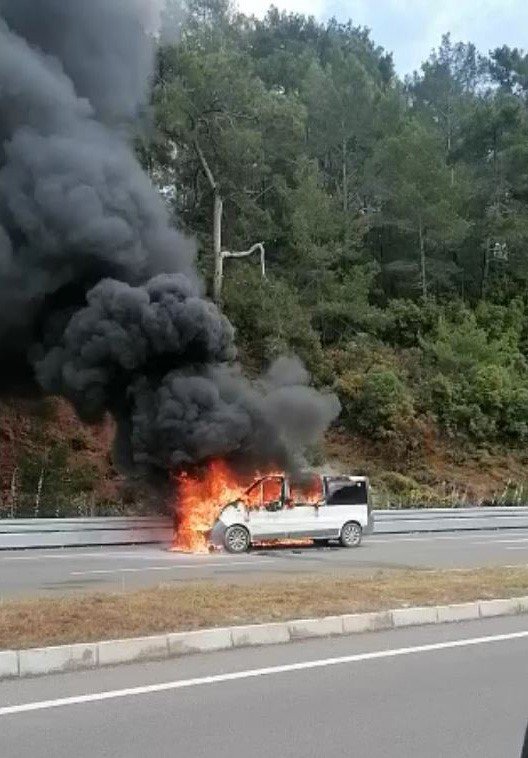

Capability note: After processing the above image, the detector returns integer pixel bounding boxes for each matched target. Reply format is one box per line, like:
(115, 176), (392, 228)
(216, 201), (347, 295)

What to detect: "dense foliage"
(144, 0), (528, 453)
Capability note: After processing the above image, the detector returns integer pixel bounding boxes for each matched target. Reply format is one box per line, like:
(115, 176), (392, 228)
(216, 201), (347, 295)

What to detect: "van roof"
(323, 475), (368, 483)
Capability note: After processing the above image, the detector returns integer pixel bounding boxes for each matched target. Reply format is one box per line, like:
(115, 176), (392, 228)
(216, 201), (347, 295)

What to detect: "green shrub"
(337, 368), (414, 437)
(503, 386), (528, 441)
(421, 306), (528, 441)
(469, 364), (511, 414)
(474, 298), (524, 343)
(375, 471), (439, 507)
(380, 298), (439, 347)
(15, 443), (101, 518)
(423, 315), (503, 373)
(327, 338), (400, 375)
(223, 266), (325, 376)
(311, 268), (385, 345)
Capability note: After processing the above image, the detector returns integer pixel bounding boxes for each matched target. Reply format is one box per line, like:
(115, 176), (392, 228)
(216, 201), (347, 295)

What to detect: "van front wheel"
(224, 525), (251, 554)
(340, 522), (362, 548)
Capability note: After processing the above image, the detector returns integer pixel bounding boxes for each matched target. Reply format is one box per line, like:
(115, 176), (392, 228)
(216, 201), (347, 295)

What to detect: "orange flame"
(290, 475), (323, 505)
(171, 460), (259, 553)
(171, 460), (323, 553)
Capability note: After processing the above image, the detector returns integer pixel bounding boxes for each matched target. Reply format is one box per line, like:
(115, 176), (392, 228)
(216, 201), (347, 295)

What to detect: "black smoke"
(0, 0), (340, 479)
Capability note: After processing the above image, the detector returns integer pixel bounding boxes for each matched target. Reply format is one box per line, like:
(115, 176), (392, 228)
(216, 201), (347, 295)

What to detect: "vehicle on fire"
(209, 474), (373, 553)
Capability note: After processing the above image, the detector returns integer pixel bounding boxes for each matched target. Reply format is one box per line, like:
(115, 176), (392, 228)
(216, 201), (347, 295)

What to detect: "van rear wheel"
(224, 525), (251, 554)
(340, 522), (362, 548)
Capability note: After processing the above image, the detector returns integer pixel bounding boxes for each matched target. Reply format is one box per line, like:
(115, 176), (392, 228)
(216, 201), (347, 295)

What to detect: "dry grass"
(2, 566), (528, 650)
(324, 428), (528, 504)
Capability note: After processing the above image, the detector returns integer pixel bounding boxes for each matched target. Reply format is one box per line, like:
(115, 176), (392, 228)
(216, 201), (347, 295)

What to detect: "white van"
(209, 473), (373, 553)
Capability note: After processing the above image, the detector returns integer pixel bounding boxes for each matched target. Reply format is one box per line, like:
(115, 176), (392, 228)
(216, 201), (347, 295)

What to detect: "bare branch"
(221, 242), (266, 278)
(247, 185), (274, 201)
(193, 138), (216, 191)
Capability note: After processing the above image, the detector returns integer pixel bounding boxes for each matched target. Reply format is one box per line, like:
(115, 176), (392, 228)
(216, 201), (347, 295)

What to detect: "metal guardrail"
(1, 508), (528, 549)
(0, 517), (173, 549)
(373, 507), (528, 534)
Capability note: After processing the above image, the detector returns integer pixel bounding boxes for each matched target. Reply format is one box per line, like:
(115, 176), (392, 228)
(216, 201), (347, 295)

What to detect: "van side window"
(262, 477), (284, 511)
(326, 481), (367, 505)
(290, 475), (323, 506)
(244, 477), (283, 509)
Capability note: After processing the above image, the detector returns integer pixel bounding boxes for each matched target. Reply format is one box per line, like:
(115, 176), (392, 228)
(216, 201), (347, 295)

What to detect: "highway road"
(1, 616), (527, 757)
(1, 528), (528, 598)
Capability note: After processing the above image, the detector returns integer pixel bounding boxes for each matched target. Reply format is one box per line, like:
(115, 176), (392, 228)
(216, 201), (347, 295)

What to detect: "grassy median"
(2, 566), (528, 650)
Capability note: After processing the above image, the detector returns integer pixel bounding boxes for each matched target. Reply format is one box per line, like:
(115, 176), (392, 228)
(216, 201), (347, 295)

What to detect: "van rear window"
(326, 481), (367, 505)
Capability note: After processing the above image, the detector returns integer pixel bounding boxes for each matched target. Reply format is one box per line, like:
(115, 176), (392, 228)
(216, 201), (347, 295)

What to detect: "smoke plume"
(0, 0), (339, 479)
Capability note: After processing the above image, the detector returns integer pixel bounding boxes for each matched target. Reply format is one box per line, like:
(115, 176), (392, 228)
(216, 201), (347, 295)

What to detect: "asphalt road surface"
(1, 529), (528, 598)
(1, 615), (527, 757)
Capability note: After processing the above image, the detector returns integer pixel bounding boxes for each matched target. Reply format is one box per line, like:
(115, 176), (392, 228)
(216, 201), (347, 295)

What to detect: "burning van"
(208, 473), (373, 553)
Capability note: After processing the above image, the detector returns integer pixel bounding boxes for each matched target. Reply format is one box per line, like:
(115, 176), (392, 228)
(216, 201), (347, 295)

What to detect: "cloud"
(239, 0), (528, 73)
(242, 0), (326, 17)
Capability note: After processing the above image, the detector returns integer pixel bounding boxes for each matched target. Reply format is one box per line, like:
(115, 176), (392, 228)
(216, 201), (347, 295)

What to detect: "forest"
(149, 3), (528, 451)
(5, 0), (528, 514)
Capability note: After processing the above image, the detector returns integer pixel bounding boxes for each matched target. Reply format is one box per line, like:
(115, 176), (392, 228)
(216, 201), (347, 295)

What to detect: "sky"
(240, 0), (528, 74)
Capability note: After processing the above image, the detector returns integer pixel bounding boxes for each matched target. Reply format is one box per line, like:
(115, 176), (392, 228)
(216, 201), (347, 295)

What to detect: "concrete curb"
(3, 595), (528, 680)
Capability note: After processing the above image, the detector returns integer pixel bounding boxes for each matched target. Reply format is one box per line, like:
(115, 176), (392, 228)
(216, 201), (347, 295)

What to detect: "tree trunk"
(342, 136), (348, 213)
(193, 137), (225, 304)
(34, 465), (45, 518)
(212, 191), (223, 304)
(419, 220), (427, 298)
(9, 466), (17, 518)
(482, 242), (490, 298)
(447, 115), (455, 187)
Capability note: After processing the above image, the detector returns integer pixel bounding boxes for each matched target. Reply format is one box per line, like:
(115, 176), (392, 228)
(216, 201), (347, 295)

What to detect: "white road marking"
(506, 546), (528, 551)
(372, 536), (479, 544)
(70, 559), (273, 576)
(371, 536), (453, 544)
(0, 552), (122, 562)
(0, 551), (177, 562)
(371, 534), (527, 545)
(0, 551), (264, 564)
(1, 629), (527, 717)
(472, 538), (528, 546)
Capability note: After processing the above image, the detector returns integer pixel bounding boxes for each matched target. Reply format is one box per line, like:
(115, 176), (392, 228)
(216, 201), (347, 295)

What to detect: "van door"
(283, 475), (327, 539)
(320, 477), (369, 534)
(246, 476), (287, 540)
(276, 501), (318, 539)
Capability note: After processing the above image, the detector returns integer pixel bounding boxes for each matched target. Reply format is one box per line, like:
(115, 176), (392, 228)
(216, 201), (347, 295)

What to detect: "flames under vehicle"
(208, 474), (373, 553)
